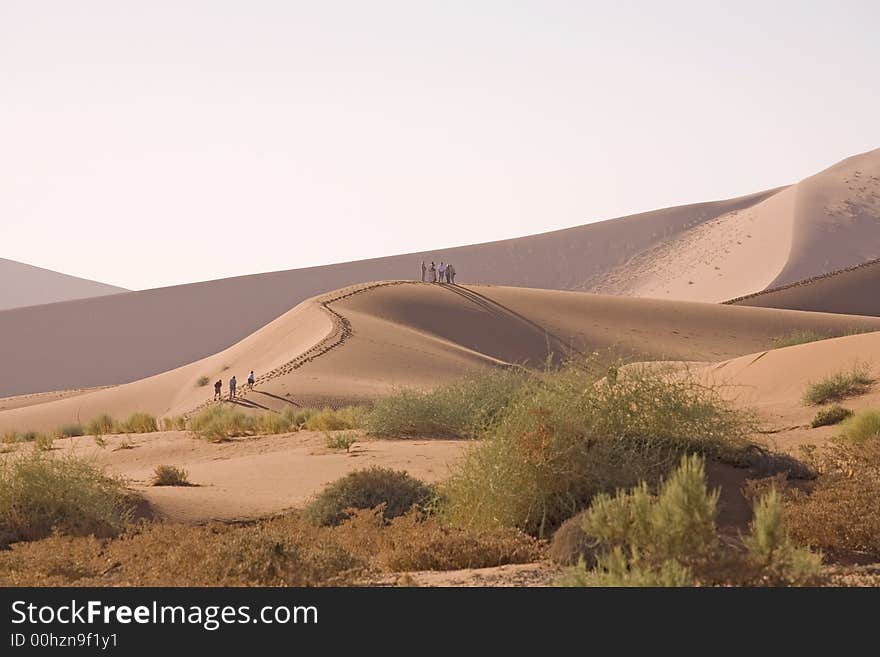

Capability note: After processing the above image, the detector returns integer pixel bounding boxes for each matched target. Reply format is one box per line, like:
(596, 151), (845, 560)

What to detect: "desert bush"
(548, 511), (598, 566)
(2, 430), (42, 444)
(161, 415), (187, 431)
(303, 406), (366, 432)
(197, 376), (210, 387)
(189, 406), (254, 441)
(0, 451), (135, 547)
(152, 465), (191, 487)
(34, 434), (54, 451)
(811, 405), (853, 428)
(837, 410), (880, 445)
(56, 423), (84, 438)
(779, 438), (880, 560)
(802, 365), (873, 405)
(86, 413), (115, 436)
(118, 412), (159, 434)
(443, 362), (754, 536)
(365, 369), (527, 438)
(556, 455), (820, 587)
(254, 412), (296, 435)
(325, 432), (358, 451)
(304, 467), (435, 526)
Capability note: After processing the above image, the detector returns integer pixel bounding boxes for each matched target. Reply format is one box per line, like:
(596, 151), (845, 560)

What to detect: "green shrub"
(556, 455), (821, 587)
(0, 451), (135, 547)
(152, 465), (191, 487)
(304, 467), (434, 526)
(56, 423), (84, 438)
(303, 406), (366, 432)
(811, 405), (853, 428)
(837, 410), (880, 444)
(196, 376), (210, 387)
(365, 370), (527, 438)
(118, 412), (159, 434)
(802, 365), (872, 405)
(254, 412), (296, 435)
(86, 413), (115, 436)
(443, 362), (754, 536)
(325, 432), (358, 451)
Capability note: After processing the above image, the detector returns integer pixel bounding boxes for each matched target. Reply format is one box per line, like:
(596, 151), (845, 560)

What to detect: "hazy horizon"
(3, 1), (879, 290)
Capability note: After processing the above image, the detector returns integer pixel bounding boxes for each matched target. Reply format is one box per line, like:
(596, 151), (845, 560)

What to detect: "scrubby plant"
(304, 467), (435, 527)
(253, 412), (296, 435)
(837, 409), (880, 444)
(0, 451), (135, 547)
(196, 376), (210, 387)
(118, 412), (159, 434)
(303, 406), (367, 432)
(56, 423), (84, 438)
(34, 434), (54, 451)
(548, 511), (597, 566)
(771, 330), (830, 349)
(365, 369), (527, 438)
(152, 465), (191, 487)
(189, 406), (254, 441)
(443, 362), (754, 536)
(556, 455), (820, 587)
(802, 365), (872, 405)
(86, 413), (115, 436)
(811, 404), (853, 428)
(325, 432), (358, 451)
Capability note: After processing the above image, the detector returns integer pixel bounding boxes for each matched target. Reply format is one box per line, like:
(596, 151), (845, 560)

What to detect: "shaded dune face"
(0, 258), (126, 311)
(4, 282), (880, 433)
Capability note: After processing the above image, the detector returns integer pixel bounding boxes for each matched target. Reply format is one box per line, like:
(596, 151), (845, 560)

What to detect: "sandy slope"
(3, 281), (880, 434)
(0, 258), (126, 311)
(592, 148), (880, 302)
(0, 190), (777, 397)
(697, 331), (880, 452)
(729, 258), (880, 317)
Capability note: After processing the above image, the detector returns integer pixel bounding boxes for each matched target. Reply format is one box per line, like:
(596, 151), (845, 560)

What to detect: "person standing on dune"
(214, 379), (222, 400)
(421, 261), (426, 282)
(247, 370), (255, 389)
(429, 262), (437, 283)
(448, 264), (456, 284)
(438, 262), (446, 284)
(229, 375), (237, 400)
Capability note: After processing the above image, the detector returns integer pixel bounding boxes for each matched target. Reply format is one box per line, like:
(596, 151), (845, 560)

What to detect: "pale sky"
(2, 1), (878, 290)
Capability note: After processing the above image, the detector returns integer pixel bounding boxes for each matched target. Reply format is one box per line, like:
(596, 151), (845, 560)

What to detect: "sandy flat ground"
(37, 430), (468, 523)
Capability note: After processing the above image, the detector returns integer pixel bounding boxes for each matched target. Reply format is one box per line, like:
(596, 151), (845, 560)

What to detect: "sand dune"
(4, 281), (880, 434)
(697, 330), (880, 452)
(729, 257), (880, 316)
(0, 189), (777, 397)
(0, 258), (126, 311)
(591, 148), (880, 302)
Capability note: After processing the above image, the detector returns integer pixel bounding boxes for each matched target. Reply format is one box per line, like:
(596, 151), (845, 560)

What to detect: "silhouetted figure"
(421, 261), (426, 282)
(214, 379), (222, 400)
(429, 262), (437, 283)
(229, 375), (237, 400)
(247, 370), (255, 389)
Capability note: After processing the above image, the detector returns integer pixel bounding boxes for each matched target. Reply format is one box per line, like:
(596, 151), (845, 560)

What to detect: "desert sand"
(3, 281), (880, 434)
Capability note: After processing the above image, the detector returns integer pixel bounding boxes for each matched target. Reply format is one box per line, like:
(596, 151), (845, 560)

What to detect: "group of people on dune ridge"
(213, 369), (255, 401)
(421, 260), (457, 284)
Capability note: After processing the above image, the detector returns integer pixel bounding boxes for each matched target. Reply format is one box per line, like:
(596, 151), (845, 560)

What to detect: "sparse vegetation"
(189, 406), (254, 441)
(56, 423), (84, 438)
(837, 409), (880, 444)
(86, 413), (115, 436)
(34, 434), (54, 451)
(196, 376), (210, 387)
(556, 455), (821, 587)
(802, 365), (873, 405)
(0, 451), (135, 547)
(304, 467), (435, 527)
(161, 415), (187, 431)
(325, 432), (358, 451)
(443, 361), (755, 536)
(118, 412), (159, 434)
(303, 406), (366, 432)
(365, 370), (527, 438)
(811, 404), (853, 428)
(772, 329), (831, 349)
(152, 465), (191, 487)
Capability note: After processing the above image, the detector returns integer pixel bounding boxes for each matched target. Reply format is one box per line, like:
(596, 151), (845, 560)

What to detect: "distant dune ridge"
(0, 258), (127, 310)
(1, 147), (879, 403)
